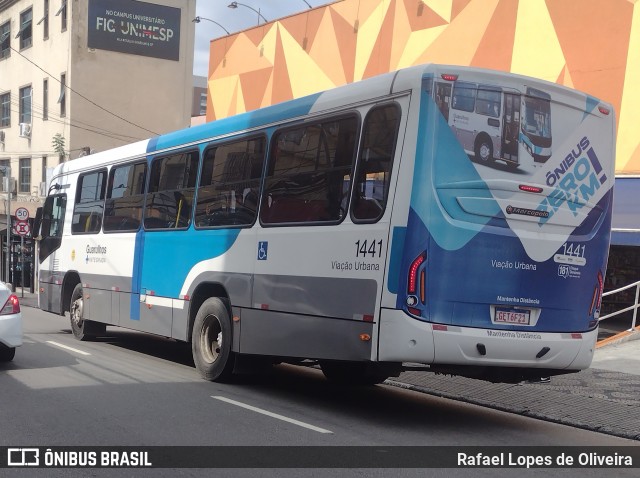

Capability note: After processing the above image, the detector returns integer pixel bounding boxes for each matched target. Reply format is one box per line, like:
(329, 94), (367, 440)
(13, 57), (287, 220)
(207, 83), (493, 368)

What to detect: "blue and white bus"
(434, 78), (553, 168)
(34, 64), (615, 384)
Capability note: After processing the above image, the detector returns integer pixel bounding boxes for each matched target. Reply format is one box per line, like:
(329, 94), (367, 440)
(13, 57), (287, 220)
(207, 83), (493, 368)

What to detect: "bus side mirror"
(32, 207), (43, 241)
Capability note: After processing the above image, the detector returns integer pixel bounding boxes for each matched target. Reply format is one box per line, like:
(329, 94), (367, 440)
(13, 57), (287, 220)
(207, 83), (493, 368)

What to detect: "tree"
(52, 133), (66, 162)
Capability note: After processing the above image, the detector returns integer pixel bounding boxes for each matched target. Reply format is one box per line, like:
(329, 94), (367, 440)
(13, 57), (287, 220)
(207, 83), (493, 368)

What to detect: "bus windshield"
(523, 88), (552, 142)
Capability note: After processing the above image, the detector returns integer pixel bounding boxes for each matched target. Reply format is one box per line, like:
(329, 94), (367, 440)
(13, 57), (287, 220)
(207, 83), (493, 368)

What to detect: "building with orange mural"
(205, 0), (640, 174)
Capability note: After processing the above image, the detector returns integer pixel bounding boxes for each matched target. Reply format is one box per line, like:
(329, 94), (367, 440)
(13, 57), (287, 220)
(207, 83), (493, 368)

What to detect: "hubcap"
(199, 315), (222, 364)
(71, 297), (83, 327)
(480, 143), (490, 161)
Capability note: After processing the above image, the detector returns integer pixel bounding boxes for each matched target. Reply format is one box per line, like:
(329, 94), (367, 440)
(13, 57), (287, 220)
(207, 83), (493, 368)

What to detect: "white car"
(0, 283), (22, 362)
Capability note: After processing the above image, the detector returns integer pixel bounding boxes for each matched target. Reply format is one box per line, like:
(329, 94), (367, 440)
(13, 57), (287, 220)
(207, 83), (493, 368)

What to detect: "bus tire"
(320, 360), (389, 386)
(192, 298), (235, 382)
(475, 136), (493, 163)
(69, 283), (106, 341)
(0, 344), (15, 362)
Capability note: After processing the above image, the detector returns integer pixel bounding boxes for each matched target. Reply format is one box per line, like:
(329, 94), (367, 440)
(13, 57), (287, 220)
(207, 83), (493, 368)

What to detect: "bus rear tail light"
(408, 253), (425, 295)
(440, 73), (458, 82)
(589, 271), (604, 316)
(519, 184), (543, 193)
(0, 294), (20, 315)
(407, 253), (426, 315)
(598, 105), (610, 115)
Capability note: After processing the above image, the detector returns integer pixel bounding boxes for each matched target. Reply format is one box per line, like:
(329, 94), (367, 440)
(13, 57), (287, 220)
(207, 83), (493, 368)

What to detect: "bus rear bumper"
(431, 323), (597, 371)
(378, 308), (597, 371)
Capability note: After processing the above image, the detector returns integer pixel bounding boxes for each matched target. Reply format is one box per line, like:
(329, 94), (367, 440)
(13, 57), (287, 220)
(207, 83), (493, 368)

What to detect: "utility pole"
(0, 165), (11, 286)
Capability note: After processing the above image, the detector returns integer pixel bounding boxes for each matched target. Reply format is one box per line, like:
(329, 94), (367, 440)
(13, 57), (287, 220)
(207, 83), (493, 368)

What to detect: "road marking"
(212, 396), (333, 434)
(46, 341), (91, 356)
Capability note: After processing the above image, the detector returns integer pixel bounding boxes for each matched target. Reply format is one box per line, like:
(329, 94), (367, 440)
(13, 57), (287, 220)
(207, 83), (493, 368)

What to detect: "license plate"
(494, 307), (531, 325)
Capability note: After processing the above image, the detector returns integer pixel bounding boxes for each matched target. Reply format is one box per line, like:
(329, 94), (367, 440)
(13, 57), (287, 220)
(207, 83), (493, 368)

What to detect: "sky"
(193, 0), (322, 77)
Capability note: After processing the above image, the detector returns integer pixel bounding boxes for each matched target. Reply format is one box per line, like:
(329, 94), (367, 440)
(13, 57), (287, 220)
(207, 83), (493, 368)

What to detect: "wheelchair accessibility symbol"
(257, 241), (268, 260)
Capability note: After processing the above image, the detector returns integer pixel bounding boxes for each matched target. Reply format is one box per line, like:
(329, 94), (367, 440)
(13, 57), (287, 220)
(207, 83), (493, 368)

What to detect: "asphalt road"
(1, 307), (638, 477)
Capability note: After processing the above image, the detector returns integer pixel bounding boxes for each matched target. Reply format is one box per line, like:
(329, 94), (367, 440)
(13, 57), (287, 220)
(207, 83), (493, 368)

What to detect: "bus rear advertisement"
(34, 64), (615, 386)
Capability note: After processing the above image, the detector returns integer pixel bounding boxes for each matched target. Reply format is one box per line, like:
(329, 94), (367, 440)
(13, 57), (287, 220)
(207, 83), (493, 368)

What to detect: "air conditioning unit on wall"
(19, 123), (31, 138)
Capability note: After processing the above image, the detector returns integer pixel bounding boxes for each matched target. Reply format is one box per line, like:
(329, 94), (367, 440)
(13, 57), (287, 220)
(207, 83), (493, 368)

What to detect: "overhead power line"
(9, 45), (159, 136)
(7, 97), (145, 143)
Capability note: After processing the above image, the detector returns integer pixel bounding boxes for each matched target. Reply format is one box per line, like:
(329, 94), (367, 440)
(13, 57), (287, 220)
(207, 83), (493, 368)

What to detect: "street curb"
(596, 328), (640, 348)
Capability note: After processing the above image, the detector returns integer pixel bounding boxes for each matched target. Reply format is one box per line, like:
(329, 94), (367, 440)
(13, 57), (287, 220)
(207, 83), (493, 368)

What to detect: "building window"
(0, 93), (9, 127)
(0, 22), (10, 59)
(199, 93), (207, 115)
(18, 8), (33, 50)
(19, 86), (32, 124)
(43, 78), (48, 120)
(59, 73), (66, 117)
(0, 159), (9, 192)
(56, 0), (67, 32)
(42, 0), (50, 40)
(42, 156), (47, 182)
(19, 158), (31, 194)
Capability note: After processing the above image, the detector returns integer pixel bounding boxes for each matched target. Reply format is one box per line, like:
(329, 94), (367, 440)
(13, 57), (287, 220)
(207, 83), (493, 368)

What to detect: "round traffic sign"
(14, 221), (31, 236)
(15, 207), (29, 222)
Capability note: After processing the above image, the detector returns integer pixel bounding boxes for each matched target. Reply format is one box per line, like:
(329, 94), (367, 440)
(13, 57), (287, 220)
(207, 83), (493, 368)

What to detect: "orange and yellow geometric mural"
(207, 0), (640, 173)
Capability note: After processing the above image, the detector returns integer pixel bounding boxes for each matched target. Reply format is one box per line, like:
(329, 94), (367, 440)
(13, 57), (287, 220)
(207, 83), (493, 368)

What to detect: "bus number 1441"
(355, 239), (383, 258)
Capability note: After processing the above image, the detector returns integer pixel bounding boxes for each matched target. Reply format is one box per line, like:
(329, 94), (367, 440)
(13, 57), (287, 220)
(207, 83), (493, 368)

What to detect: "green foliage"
(52, 133), (66, 160)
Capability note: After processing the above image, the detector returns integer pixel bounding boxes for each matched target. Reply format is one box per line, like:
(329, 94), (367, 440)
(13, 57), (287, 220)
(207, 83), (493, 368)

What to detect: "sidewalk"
(390, 334), (640, 441)
(16, 287), (640, 441)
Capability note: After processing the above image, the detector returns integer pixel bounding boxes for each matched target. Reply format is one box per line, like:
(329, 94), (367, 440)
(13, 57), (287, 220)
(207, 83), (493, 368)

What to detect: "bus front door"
(434, 82), (452, 123)
(501, 93), (520, 163)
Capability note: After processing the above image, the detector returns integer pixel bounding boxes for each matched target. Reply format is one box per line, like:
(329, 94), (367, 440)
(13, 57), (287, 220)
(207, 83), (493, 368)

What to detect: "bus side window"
(351, 104), (400, 223)
(451, 82), (476, 113)
(71, 170), (106, 234)
(104, 161), (146, 232)
(260, 116), (358, 225)
(144, 151), (198, 230)
(195, 136), (265, 228)
(41, 194), (66, 238)
(476, 88), (501, 118)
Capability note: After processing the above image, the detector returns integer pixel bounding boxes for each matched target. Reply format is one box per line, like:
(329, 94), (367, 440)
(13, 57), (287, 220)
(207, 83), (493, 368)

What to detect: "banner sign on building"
(88, 0), (181, 61)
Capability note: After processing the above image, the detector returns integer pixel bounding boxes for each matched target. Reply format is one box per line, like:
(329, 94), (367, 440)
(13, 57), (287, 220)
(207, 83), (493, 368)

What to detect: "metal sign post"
(20, 236), (24, 298)
(14, 207), (30, 297)
(1, 165), (11, 285)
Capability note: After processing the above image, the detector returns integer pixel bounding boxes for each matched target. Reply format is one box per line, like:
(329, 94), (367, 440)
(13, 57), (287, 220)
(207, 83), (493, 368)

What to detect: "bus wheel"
(475, 137), (493, 163)
(320, 360), (389, 386)
(192, 298), (235, 382)
(69, 284), (105, 341)
(0, 344), (15, 362)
